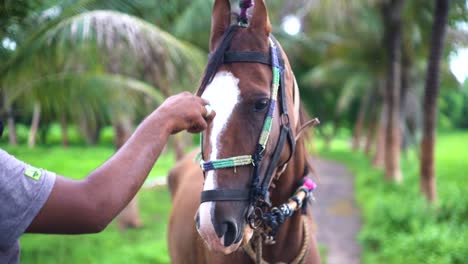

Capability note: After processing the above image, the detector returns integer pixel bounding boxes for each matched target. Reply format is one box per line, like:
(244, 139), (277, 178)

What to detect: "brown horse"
(168, 1), (320, 263)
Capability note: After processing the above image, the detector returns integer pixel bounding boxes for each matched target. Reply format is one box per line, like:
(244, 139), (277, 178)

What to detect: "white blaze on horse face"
(197, 71), (241, 251)
(202, 71), (240, 191)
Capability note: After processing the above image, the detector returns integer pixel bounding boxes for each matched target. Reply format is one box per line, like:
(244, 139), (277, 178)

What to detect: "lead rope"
(256, 234), (263, 264)
(243, 177), (316, 263)
(244, 216), (310, 264)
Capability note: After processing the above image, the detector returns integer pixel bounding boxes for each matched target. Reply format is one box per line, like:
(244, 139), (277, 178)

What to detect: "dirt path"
(310, 158), (361, 264)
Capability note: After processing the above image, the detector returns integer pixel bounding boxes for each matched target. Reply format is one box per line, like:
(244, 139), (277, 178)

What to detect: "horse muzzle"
(195, 202), (252, 254)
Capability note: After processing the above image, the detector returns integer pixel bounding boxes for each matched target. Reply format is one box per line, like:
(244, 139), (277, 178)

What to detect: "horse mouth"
(196, 228), (242, 254)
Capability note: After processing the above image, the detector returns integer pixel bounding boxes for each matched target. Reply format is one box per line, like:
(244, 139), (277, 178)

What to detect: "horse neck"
(265, 139), (308, 258)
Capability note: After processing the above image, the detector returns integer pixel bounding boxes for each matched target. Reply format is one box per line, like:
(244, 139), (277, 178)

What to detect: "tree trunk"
(352, 92), (370, 151)
(323, 118), (339, 151)
(79, 118), (101, 145)
(60, 113), (69, 147)
(116, 196), (142, 231)
(373, 104), (386, 168)
(28, 102), (41, 148)
(113, 117), (143, 230)
(420, 0), (450, 203)
(365, 121), (377, 157)
(382, 0), (405, 182)
(400, 46), (412, 153)
(39, 122), (50, 145)
(113, 117), (133, 150)
(7, 106), (17, 145)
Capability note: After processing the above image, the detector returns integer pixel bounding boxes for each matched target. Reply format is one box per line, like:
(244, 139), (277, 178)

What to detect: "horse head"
(195, 0), (302, 254)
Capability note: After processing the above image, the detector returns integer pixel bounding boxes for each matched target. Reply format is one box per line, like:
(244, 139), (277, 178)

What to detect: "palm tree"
(300, 2), (386, 151)
(1, 10), (205, 143)
(381, 0), (405, 182)
(420, 0), (451, 203)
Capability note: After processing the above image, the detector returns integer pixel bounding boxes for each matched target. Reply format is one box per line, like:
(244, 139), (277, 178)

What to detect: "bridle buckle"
(281, 113), (290, 127)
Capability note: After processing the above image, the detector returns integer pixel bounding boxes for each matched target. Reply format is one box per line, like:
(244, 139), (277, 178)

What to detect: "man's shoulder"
(0, 149), (27, 174)
(0, 148), (56, 249)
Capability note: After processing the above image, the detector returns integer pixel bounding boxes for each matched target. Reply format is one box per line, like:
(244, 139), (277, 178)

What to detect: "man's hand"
(154, 92), (216, 134)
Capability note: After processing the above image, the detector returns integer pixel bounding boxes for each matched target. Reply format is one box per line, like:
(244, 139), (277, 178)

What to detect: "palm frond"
(172, 0), (213, 51)
(4, 10), (206, 94)
(3, 72), (164, 124)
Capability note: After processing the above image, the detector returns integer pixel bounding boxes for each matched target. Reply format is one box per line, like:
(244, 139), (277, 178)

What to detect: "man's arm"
(26, 92), (213, 234)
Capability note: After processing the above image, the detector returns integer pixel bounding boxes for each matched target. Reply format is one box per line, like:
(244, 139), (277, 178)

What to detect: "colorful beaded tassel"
(239, 0), (254, 27)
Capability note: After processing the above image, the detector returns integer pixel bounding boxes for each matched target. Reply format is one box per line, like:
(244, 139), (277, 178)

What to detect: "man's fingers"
(205, 109), (216, 122)
(188, 117), (208, 134)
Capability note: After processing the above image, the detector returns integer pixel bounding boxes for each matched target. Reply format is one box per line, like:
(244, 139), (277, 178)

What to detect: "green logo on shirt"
(25, 167), (42, 180)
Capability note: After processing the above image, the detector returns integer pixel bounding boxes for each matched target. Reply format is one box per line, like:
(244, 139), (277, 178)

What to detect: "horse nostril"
(222, 221), (238, 247)
(213, 220), (238, 246)
(195, 213), (200, 230)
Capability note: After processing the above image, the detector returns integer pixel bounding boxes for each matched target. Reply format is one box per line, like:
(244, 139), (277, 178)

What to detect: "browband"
(208, 51), (285, 66)
(223, 51), (271, 65)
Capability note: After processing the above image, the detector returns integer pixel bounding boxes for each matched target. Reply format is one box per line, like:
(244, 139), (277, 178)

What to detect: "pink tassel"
(302, 177), (317, 191)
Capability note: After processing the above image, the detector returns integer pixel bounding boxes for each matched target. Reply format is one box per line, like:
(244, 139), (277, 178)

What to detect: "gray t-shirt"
(0, 149), (56, 264)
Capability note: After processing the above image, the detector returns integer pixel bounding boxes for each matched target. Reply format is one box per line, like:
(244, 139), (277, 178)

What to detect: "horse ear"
(249, 0), (271, 35)
(210, 0), (232, 52)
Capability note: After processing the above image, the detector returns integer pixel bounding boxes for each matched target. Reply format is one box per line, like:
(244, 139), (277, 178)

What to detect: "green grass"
(318, 132), (468, 264)
(0, 145), (175, 180)
(0, 144), (175, 264)
(1, 123), (116, 147)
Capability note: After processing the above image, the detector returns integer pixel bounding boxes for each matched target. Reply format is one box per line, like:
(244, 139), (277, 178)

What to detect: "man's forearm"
(83, 113), (171, 228)
(26, 113), (172, 234)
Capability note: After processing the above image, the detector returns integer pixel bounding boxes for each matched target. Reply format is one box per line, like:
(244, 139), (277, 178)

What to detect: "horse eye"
(254, 98), (270, 112)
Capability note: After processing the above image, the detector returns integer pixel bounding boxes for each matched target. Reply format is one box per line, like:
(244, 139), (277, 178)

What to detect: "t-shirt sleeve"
(0, 149), (56, 248)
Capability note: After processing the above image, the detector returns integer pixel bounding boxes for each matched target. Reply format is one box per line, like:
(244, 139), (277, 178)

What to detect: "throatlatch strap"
(201, 189), (250, 203)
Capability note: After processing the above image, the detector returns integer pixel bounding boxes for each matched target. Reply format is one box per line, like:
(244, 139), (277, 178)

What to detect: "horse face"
(195, 0), (281, 254)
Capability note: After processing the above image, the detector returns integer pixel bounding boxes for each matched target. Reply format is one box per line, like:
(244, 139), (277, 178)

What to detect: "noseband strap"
(201, 189), (250, 203)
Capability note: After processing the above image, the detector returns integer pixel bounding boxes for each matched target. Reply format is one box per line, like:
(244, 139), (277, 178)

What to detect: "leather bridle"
(198, 25), (296, 228)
